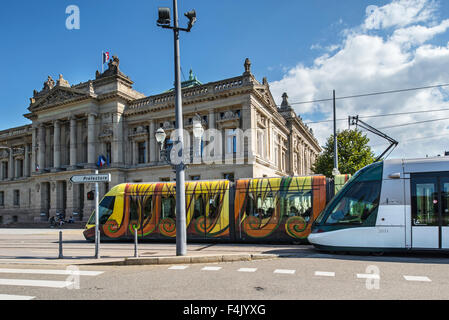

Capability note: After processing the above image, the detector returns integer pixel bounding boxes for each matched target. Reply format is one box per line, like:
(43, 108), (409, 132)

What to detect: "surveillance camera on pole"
(157, 5), (197, 32)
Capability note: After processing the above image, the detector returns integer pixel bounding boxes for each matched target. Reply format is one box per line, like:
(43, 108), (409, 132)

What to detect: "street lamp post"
(156, 2), (196, 256)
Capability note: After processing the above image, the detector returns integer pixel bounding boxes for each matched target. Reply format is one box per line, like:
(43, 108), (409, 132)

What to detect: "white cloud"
(270, 0), (449, 159)
(364, 0), (437, 30)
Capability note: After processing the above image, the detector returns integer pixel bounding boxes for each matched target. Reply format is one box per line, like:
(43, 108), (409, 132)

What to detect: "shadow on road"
(263, 247), (449, 265)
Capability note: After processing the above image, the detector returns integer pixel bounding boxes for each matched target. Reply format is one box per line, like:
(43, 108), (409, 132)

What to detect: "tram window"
(412, 182), (438, 226)
(193, 195), (205, 219)
(129, 197), (138, 220)
(283, 192), (312, 220)
(253, 193), (275, 219)
(208, 193), (220, 219)
(143, 197), (152, 219)
(246, 194), (255, 216)
(88, 196), (115, 225)
(161, 196), (176, 219)
(320, 162), (382, 226)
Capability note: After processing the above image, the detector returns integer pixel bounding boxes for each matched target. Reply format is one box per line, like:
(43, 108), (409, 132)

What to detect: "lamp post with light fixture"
(156, 1), (196, 256)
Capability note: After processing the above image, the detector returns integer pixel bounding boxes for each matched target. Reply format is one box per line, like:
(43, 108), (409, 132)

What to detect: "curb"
(85, 253), (279, 266)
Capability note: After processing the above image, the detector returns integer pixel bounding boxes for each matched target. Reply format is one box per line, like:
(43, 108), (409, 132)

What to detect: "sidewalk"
(0, 228), (313, 267)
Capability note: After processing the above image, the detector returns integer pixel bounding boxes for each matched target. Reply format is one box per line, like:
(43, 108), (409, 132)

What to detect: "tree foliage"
(312, 129), (376, 178)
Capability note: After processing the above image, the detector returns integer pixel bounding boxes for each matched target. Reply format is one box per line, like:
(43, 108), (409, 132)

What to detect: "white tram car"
(309, 157), (449, 252)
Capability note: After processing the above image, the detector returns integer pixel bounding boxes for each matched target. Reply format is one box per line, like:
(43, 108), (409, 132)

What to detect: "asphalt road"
(1, 228), (449, 300)
(0, 253), (449, 300)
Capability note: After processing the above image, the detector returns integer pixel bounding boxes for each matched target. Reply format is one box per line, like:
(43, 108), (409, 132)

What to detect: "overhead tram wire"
(279, 82), (449, 107)
(304, 105), (449, 125)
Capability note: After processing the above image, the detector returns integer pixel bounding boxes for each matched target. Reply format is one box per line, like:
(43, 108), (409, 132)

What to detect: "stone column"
(69, 117), (77, 168)
(45, 126), (51, 168)
(112, 113), (124, 166)
(0, 162), (3, 180)
(87, 114), (97, 167)
(24, 144), (30, 177)
(31, 126), (37, 174)
(8, 150), (13, 180)
(38, 124), (45, 172)
(149, 120), (156, 163)
(53, 120), (61, 170)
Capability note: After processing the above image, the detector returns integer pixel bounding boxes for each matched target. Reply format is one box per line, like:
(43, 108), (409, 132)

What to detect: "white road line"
(238, 268), (257, 273)
(273, 269), (295, 274)
(315, 271), (335, 277)
(0, 268), (103, 276)
(0, 278), (72, 288)
(168, 266), (188, 270)
(0, 294), (35, 300)
(357, 274), (380, 280)
(201, 266), (222, 271)
(404, 276), (431, 282)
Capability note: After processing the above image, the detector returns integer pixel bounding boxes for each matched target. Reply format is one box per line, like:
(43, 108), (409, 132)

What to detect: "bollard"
(134, 226), (139, 258)
(95, 229), (101, 259)
(58, 231), (63, 259)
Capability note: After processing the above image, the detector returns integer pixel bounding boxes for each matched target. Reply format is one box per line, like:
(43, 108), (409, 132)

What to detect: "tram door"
(411, 174), (449, 249)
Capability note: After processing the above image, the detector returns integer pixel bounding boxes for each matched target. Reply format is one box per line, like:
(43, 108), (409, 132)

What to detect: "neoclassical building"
(0, 57), (321, 224)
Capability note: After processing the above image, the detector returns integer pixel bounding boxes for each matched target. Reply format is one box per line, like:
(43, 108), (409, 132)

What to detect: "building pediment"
(28, 86), (94, 112)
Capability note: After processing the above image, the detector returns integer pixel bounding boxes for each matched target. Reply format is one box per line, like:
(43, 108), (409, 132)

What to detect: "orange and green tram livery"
(83, 175), (350, 243)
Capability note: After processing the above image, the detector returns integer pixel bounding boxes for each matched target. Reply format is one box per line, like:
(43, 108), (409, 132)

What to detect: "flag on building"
(97, 155), (107, 167)
(102, 51), (110, 64)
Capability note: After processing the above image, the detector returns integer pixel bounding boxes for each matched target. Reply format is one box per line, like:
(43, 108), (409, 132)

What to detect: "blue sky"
(1, 0), (449, 158)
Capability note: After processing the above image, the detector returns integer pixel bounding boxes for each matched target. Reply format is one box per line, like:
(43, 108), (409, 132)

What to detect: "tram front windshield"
(314, 162), (383, 227)
(87, 196), (115, 225)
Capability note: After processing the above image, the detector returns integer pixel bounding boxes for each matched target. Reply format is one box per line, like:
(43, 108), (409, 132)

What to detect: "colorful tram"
(83, 175), (350, 243)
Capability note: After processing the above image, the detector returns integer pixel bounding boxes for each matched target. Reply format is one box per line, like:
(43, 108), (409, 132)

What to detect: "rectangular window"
(17, 159), (23, 177)
(412, 179), (438, 226)
(226, 129), (237, 154)
(3, 162), (8, 179)
(190, 175), (200, 181)
(161, 195), (176, 219)
(106, 142), (112, 164)
(138, 141), (146, 164)
(281, 191), (313, 221)
(0, 192), (4, 206)
(13, 190), (20, 206)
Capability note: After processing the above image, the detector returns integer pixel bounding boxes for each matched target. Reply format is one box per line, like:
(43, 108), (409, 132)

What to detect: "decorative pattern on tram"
(84, 175), (339, 243)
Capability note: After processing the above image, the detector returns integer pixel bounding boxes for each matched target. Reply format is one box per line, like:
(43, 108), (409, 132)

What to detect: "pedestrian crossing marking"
(0, 268), (103, 276)
(201, 266), (222, 271)
(273, 269), (295, 274)
(356, 273), (380, 280)
(315, 271), (335, 277)
(404, 276), (431, 282)
(0, 278), (72, 288)
(168, 266), (189, 270)
(237, 268), (257, 272)
(0, 294), (35, 300)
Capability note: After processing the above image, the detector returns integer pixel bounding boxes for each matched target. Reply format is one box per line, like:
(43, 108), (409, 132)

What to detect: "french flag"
(97, 155), (107, 167)
(102, 52), (110, 64)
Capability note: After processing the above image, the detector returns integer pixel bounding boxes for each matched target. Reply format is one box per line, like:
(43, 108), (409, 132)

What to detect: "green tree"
(312, 129), (376, 178)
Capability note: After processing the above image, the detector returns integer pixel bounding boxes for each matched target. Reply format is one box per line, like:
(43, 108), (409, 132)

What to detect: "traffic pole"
(95, 169), (100, 259)
(173, 0), (187, 256)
